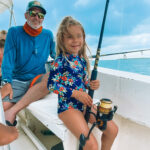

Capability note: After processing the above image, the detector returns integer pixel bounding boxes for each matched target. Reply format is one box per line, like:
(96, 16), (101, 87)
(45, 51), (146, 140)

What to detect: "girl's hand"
(90, 80), (100, 90)
(71, 90), (93, 107)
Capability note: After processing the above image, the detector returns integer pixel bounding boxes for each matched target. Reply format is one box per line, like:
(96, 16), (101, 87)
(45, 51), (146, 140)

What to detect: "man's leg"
(5, 73), (49, 124)
(3, 102), (14, 111)
(2, 79), (31, 124)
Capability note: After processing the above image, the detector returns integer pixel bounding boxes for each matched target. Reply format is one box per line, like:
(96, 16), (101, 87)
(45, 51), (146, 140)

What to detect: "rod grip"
(85, 69), (98, 122)
(88, 69), (98, 98)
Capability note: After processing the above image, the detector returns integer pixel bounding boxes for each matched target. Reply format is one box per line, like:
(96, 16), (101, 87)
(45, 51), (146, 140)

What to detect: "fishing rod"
(85, 0), (110, 126)
(79, 0), (116, 149)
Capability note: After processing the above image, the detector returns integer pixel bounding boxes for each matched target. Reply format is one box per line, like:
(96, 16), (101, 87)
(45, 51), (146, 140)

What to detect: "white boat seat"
(26, 93), (102, 150)
(27, 93), (66, 140)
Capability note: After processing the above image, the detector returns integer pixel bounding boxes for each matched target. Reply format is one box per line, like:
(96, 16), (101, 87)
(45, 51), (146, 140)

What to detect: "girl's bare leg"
(101, 121), (118, 150)
(59, 109), (98, 150)
(89, 105), (118, 150)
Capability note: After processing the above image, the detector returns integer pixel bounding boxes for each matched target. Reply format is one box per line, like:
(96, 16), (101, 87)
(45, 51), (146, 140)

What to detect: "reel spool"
(99, 98), (112, 114)
(97, 98), (117, 130)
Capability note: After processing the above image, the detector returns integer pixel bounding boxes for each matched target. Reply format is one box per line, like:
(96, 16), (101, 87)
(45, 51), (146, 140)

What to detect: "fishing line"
(114, 0), (125, 102)
(79, 0), (112, 149)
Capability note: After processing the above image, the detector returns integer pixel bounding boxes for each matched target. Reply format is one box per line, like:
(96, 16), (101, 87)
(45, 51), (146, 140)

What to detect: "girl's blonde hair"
(56, 16), (91, 75)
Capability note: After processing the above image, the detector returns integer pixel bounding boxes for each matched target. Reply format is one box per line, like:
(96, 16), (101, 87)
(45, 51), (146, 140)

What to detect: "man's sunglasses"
(29, 10), (45, 19)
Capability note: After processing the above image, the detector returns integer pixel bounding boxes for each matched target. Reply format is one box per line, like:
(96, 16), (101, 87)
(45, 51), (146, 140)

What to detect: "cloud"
(143, 0), (150, 5)
(86, 16), (150, 55)
(74, 0), (99, 7)
(131, 17), (150, 34)
(110, 5), (123, 18)
(74, 0), (91, 7)
(86, 27), (150, 55)
(102, 34), (150, 54)
(51, 9), (59, 20)
(86, 34), (99, 54)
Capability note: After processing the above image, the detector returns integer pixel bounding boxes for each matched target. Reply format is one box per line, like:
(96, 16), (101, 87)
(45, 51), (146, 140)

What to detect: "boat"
(1, 55), (150, 150)
(0, 0), (16, 28)
(1, 1), (150, 150)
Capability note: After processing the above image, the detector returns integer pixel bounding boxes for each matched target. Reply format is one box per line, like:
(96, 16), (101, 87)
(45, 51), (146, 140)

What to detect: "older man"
(1, 1), (56, 126)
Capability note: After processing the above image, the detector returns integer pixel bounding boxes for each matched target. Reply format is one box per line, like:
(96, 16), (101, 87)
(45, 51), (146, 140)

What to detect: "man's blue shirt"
(2, 26), (56, 83)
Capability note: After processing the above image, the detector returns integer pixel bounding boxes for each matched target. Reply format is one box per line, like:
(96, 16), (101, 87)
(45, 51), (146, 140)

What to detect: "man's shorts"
(2, 75), (43, 103)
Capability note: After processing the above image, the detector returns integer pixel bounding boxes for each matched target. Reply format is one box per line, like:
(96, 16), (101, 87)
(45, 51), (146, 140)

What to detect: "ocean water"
(92, 58), (150, 76)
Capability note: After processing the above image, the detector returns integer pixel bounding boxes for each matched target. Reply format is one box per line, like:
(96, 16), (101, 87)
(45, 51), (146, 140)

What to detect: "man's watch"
(1, 80), (9, 86)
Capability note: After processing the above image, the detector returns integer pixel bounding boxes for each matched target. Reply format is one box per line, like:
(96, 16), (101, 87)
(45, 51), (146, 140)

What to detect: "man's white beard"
(27, 20), (42, 29)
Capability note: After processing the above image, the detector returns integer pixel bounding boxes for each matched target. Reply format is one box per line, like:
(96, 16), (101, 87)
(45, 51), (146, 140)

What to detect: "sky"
(1, 0), (150, 55)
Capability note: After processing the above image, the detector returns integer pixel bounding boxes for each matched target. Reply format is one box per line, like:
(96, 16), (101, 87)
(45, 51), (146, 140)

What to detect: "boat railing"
(91, 48), (150, 58)
(89, 48), (150, 60)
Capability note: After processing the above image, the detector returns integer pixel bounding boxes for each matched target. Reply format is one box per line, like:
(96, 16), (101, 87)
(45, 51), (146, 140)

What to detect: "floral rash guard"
(47, 53), (90, 114)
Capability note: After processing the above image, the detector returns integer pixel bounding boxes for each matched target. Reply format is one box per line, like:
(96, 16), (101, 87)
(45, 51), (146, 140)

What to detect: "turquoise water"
(92, 58), (150, 76)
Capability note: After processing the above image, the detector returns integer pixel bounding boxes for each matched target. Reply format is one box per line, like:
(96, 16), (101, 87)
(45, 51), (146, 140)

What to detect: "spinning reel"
(79, 98), (117, 148)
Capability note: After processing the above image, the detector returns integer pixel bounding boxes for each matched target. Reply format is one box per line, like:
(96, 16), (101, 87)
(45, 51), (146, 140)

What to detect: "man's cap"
(26, 1), (46, 14)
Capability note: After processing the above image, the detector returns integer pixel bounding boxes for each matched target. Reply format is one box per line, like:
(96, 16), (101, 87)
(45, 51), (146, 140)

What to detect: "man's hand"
(71, 90), (93, 107)
(1, 83), (13, 99)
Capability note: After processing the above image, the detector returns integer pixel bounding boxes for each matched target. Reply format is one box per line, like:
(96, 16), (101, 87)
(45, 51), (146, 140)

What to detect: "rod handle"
(88, 69), (98, 98)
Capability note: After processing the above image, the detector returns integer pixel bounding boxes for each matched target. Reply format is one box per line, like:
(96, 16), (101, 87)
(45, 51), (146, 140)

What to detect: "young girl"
(47, 16), (118, 150)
